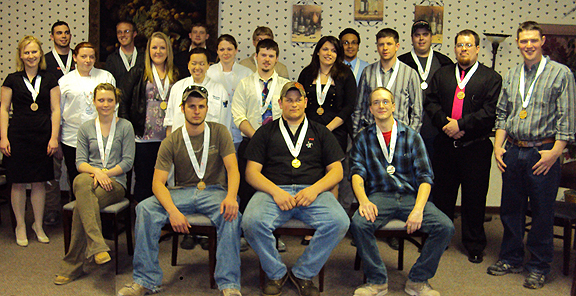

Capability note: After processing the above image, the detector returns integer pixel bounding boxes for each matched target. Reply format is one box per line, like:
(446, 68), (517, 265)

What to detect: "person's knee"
(72, 173), (92, 192)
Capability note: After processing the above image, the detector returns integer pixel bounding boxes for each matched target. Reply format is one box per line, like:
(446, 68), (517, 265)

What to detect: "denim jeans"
(350, 192), (454, 284)
(242, 185), (350, 281)
(132, 185), (242, 291)
(499, 142), (560, 274)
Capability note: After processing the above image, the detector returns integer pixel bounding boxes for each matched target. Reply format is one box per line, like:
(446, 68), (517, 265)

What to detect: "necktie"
(261, 79), (273, 125)
(451, 70), (466, 120)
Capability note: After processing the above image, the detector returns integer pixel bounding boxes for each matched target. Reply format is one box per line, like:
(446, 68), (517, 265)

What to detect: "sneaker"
(276, 238), (287, 252)
(486, 260), (523, 276)
(94, 252), (111, 265)
(240, 237), (249, 252)
(289, 271), (319, 296)
(54, 275), (73, 285)
(404, 280), (440, 296)
(44, 211), (61, 226)
(523, 271), (545, 289)
(198, 235), (209, 250)
(353, 283), (388, 296)
(222, 288), (242, 296)
(262, 272), (289, 296)
(117, 282), (152, 296)
(180, 234), (197, 250)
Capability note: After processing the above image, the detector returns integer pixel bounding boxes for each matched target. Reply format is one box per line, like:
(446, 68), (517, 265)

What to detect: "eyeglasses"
(342, 40), (359, 46)
(185, 85), (208, 95)
(116, 29), (132, 35)
(456, 43), (475, 49)
(371, 100), (393, 107)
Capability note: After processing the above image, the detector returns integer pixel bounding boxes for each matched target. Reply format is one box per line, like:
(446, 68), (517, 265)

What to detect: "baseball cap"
(181, 85), (209, 105)
(280, 81), (306, 98)
(411, 20), (432, 35)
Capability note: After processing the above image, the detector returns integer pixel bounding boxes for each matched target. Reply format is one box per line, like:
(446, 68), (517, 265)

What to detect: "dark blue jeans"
(350, 192), (454, 284)
(499, 142), (560, 274)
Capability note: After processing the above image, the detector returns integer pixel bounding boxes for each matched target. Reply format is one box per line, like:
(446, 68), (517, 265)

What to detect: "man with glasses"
(118, 87), (242, 296)
(424, 29), (502, 264)
(339, 28), (370, 85)
(105, 20), (144, 84)
(350, 87), (453, 296)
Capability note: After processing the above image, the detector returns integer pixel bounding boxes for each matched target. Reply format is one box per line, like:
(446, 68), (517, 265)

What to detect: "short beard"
(186, 118), (205, 126)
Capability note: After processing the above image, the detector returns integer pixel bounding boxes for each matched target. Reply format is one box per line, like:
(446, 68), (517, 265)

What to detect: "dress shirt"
(344, 57), (370, 85)
(239, 53), (291, 79)
(495, 57), (576, 142)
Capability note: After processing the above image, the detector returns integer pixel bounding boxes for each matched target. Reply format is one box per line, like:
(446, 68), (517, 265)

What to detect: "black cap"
(411, 20), (432, 35)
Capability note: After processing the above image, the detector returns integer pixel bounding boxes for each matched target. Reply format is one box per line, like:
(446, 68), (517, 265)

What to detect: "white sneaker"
(222, 288), (242, 296)
(404, 280), (440, 296)
(353, 283), (388, 296)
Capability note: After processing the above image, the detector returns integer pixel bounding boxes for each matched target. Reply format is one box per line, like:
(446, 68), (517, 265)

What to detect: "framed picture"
(414, 5), (444, 44)
(292, 5), (322, 43)
(88, 0), (218, 64)
(540, 24), (576, 76)
(354, 0), (383, 21)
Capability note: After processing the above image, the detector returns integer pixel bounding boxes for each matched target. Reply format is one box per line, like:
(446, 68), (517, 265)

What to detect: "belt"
(507, 136), (555, 147)
(453, 137), (488, 148)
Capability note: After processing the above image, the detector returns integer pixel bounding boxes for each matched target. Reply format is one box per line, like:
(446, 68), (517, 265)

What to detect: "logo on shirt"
(306, 138), (314, 149)
(223, 100), (229, 108)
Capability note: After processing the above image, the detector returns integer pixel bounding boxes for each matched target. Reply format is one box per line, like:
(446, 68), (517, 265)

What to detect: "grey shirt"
(76, 118), (136, 189)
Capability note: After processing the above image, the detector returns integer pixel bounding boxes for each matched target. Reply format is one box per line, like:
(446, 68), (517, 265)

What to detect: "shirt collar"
(524, 59), (541, 72)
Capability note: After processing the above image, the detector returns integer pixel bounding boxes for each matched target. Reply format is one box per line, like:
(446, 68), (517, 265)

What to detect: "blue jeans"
(242, 185), (350, 281)
(350, 192), (454, 284)
(499, 142), (560, 274)
(132, 185), (242, 291)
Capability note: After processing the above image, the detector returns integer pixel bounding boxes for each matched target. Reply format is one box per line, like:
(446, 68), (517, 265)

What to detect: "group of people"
(0, 17), (574, 296)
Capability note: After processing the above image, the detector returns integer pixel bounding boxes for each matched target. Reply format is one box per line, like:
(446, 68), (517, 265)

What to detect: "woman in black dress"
(0, 36), (60, 246)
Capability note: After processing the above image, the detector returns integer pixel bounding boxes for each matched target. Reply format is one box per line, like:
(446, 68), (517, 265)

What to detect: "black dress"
(2, 70), (58, 183)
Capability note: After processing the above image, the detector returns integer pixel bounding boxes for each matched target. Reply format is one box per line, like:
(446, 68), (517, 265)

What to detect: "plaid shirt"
(350, 120), (433, 196)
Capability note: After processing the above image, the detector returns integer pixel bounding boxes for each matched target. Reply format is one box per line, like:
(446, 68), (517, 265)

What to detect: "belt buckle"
(453, 141), (461, 148)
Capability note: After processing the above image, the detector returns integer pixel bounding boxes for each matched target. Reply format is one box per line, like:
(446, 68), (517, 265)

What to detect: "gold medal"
(420, 81), (428, 90)
(386, 165), (395, 175)
(160, 101), (167, 110)
(317, 107), (324, 115)
(197, 180), (206, 190)
(101, 168), (108, 172)
(519, 109), (527, 119)
(30, 103), (38, 111)
(457, 91), (465, 100)
(292, 158), (301, 168)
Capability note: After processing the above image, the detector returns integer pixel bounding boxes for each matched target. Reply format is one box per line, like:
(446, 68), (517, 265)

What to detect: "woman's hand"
(91, 169), (114, 191)
(0, 137), (10, 156)
(47, 138), (58, 156)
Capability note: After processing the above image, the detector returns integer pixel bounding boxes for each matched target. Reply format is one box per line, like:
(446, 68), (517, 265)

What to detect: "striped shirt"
(495, 57), (576, 142)
(353, 59), (423, 135)
(350, 121), (433, 197)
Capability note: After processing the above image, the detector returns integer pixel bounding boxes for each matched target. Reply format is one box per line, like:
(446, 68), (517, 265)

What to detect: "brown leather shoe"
(262, 272), (289, 296)
(289, 271), (319, 296)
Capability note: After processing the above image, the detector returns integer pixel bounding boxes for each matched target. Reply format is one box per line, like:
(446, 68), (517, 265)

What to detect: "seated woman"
(54, 83), (135, 285)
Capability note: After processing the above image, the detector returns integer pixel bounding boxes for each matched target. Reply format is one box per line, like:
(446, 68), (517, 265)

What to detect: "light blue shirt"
(344, 57), (370, 85)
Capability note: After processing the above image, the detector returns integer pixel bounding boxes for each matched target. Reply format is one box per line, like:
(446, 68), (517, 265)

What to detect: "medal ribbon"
(183, 122), (210, 181)
(95, 114), (117, 169)
(351, 59), (361, 78)
(451, 70), (466, 120)
(376, 60), (400, 89)
(410, 49), (434, 82)
(278, 117), (309, 160)
(23, 75), (41, 104)
(52, 49), (72, 75)
(254, 71), (278, 116)
(375, 120), (398, 166)
(519, 57), (547, 109)
(152, 65), (170, 101)
(315, 72), (333, 107)
(454, 61), (478, 90)
(119, 47), (137, 71)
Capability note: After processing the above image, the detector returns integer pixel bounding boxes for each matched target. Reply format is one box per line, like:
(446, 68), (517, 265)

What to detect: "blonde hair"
(16, 36), (46, 71)
(143, 32), (177, 84)
(93, 83), (122, 104)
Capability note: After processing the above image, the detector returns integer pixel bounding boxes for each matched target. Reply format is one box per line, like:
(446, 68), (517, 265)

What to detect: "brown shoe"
(54, 275), (73, 285)
(262, 272), (289, 296)
(289, 271), (319, 296)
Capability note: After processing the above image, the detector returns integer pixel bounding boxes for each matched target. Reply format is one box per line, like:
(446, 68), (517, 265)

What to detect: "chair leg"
(113, 213), (120, 275)
(208, 229), (217, 289)
(259, 263), (265, 289)
(319, 266), (324, 292)
(63, 209), (73, 254)
(398, 237), (405, 271)
(354, 249), (361, 270)
(171, 232), (179, 266)
(564, 219), (572, 276)
(125, 208), (134, 255)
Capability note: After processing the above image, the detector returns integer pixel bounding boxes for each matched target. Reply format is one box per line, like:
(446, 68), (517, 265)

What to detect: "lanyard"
(182, 122), (210, 180)
(95, 115), (117, 169)
(52, 49), (72, 75)
(519, 57), (547, 109)
(278, 117), (309, 159)
(350, 59), (361, 78)
(23, 75), (41, 103)
(152, 64), (170, 101)
(410, 49), (434, 82)
(119, 48), (137, 71)
(315, 72), (333, 106)
(376, 60), (400, 89)
(454, 61), (479, 90)
(254, 72), (278, 115)
(375, 120), (398, 166)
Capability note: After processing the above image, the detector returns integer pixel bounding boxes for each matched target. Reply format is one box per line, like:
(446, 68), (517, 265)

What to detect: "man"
(174, 23), (218, 79)
(105, 20), (145, 84)
(350, 87), (454, 296)
(43, 21), (75, 226)
(353, 28), (423, 136)
(487, 21), (576, 289)
(239, 26), (290, 79)
(118, 87), (242, 296)
(242, 82), (349, 296)
(338, 28), (370, 85)
(398, 20), (453, 155)
(424, 29), (502, 264)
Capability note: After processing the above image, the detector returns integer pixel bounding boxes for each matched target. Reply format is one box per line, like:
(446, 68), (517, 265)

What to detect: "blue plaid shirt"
(350, 121), (433, 196)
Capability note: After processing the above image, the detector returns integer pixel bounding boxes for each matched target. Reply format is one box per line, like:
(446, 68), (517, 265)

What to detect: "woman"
(298, 36), (357, 244)
(55, 83), (135, 285)
(206, 34), (252, 149)
(120, 32), (177, 202)
(60, 42), (115, 196)
(0, 36), (60, 246)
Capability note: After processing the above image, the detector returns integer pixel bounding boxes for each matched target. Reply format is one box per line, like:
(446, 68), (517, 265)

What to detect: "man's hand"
(532, 149), (561, 175)
(220, 196), (239, 222)
(358, 201), (378, 222)
(442, 117), (462, 138)
(494, 146), (507, 172)
(273, 189), (296, 211)
(405, 209), (423, 234)
(169, 210), (191, 233)
(294, 186), (320, 207)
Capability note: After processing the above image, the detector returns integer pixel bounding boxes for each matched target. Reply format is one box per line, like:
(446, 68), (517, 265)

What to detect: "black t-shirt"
(44, 51), (75, 80)
(245, 117), (345, 185)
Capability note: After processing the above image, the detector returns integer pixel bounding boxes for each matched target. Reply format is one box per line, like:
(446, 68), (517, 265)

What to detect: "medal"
(376, 59), (400, 89)
(292, 158), (301, 168)
(102, 168), (108, 172)
(52, 49), (73, 75)
(376, 120), (398, 176)
(315, 72), (332, 118)
(153, 64), (170, 109)
(160, 101), (167, 110)
(23, 75), (41, 112)
(30, 103), (38, 111)
(519, 109), (527, 119)
(457, 92), (465, 100)
(197, 180), (206, 190)
(420, 81), (428, 90)
(454, 62), (478, 100)
(386, 165), (395, 175)
(411, 48), (434, 86)
(317, 107), (324, 115)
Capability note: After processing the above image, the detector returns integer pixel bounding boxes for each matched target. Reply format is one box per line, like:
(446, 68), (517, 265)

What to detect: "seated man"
(242, 82), (350, 296)
(118, 87), (242, 296)
(350, 87), (454, 296)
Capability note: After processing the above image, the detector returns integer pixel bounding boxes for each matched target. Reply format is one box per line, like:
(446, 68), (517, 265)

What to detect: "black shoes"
(262, 272), (289, 296)
(289, 271), (319, 296)
(467, 252), (483, 264)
